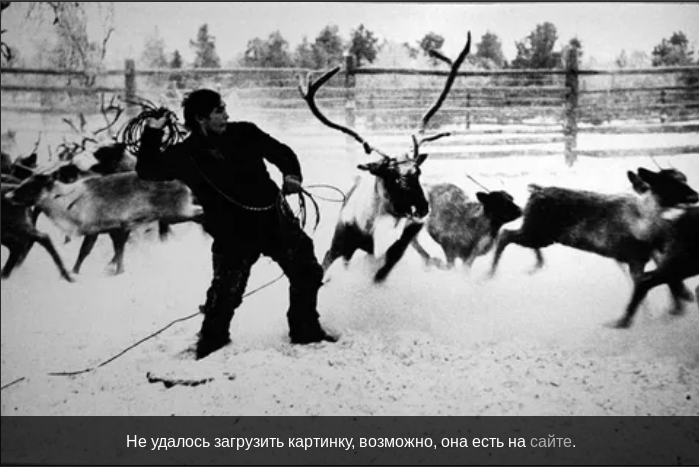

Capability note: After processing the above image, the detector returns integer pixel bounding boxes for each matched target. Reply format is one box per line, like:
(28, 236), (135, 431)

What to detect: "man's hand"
(147, 114), (170, 130)
(282, 175), (303, 195)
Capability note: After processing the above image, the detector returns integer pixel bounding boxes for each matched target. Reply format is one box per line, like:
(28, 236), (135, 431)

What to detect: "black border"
(2, 416), (698, 465)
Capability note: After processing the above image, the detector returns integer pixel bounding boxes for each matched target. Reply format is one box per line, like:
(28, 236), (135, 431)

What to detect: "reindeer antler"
(30, 133), (42, 155)
(93, 93), (124, 137)
(55, 136), (97, 162)
(299, 67), (390, 159)
(411, 31), (472, 161)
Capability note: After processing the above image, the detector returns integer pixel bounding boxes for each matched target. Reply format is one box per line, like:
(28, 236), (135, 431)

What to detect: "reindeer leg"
(12, 240), (35, 271)
(613, 255), (696, 329)
(444, 245), (458, 270)
(322, 229), (345, 273)
(73, 234), (98, 274)
(626, 259), (653, 315)
(489, 228), (515, 277)
(532, 248), (545, 272)
(107, 229), (130, 275)
(322, 224), (363, 274)
(613, 270), (669, 329)
(374, 222), (423, 283)
(411, 237), (438, 268)
(649, 249), (694, 315)
(490, 226), (549, 278)
(32, 231), (74, 282)
(458, 243), (480, 271)
(11, 209), (42, 269)
(158, 221), (172, 241)
(667, 281), (693, 316)
(1, 242), (24, 279)
(462, 250), (478, 270)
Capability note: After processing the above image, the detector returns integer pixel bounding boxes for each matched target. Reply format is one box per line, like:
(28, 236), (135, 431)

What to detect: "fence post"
(564, 47), (579, 167)
(344, 53), (357, 158)
(466, 92), (471, 129)
(124, 59), (137, 118)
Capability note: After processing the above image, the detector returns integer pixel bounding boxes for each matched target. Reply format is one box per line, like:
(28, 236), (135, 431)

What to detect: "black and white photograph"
(1, 1), (698, 421)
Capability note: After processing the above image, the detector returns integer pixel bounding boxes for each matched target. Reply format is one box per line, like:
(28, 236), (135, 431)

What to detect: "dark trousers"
(199, 212), (323, 341)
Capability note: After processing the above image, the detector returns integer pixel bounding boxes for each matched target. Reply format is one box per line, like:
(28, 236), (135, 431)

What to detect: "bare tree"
(7, 2), (115, 80)
(1, 1), (14, 63)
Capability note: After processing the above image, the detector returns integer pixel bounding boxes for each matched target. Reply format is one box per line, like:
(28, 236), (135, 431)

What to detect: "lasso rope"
(0, 271), (287, 389)
(118, 96), (188, 153)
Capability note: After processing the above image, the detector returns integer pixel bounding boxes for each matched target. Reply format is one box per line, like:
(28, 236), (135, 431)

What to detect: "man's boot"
(195, 305), (233, 359)
(288, 315), (337, 344)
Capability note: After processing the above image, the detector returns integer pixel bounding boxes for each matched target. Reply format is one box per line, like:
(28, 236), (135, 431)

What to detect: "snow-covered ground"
(2, 123), (699, 416)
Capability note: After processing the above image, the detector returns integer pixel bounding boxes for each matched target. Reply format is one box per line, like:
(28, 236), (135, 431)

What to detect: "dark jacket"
(136, 122), (303, 244)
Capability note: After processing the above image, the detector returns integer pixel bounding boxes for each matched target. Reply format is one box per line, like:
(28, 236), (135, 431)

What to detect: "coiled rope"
(118, 96), (188, 154)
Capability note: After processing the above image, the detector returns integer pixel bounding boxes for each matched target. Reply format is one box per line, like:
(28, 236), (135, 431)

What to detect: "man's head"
(182, 89), (229, 136)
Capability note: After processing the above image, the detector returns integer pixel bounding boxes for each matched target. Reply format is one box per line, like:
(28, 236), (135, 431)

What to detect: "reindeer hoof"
(106, 266), (124, 276)
(668, 306), (686, 317)
(607, 318), (631, 329)
(63, 273), (76, 283)
(677, 289), (694, 303)
(373, 270), (388, 284)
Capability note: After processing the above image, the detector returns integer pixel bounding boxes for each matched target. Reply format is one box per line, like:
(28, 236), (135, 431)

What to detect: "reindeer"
(1, 139), (48, 277)
(5, 166), (204, 276)
(489, 168), (698, 327)
(411, 183), (522, 270)
(49, 95), (183, 272)
(2, 167), (74, 283)
(299, 32), (472, 283)
(616, 205), (699, 328)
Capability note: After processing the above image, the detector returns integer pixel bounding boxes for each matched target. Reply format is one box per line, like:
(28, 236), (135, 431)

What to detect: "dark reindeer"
(616, 205), (699, 328)
(299, 32), (472, 283)
(2, 172), (74, 282)
(489, 168), (698, 327)
(1, 149), (47, 278)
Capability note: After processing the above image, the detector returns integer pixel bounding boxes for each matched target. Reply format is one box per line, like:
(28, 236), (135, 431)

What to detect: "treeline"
(0, 3), (695, 73)
(142, 22), (697, 72)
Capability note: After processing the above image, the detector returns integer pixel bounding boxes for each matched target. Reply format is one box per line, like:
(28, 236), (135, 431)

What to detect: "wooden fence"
(2, 50), (698, 166)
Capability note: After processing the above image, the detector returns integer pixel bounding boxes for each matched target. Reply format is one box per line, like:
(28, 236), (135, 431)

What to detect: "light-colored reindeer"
(299, 32), (472, 283)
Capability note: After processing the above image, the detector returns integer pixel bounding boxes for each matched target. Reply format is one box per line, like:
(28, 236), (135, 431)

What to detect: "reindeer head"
(4, 158), (84, 206)
(628, 167), (698, 207)
(299, 32), (471, 221)
(4, 171), (57, 207)
(9, 152), (38, 180)
(358, 156), (429, 218)
(476, 190), (523, 226)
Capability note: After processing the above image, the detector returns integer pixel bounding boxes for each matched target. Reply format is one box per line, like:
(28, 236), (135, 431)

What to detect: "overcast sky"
(4, 2), (699, 67)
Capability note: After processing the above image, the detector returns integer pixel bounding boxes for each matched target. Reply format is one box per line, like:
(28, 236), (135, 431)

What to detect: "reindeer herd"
(2, 30), (698, 331)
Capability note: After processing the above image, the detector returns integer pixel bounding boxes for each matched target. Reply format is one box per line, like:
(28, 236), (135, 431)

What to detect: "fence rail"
(2, 55), (698, 166)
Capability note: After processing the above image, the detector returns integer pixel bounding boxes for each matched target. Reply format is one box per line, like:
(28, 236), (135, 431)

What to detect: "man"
(136, 89), (336, 359)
